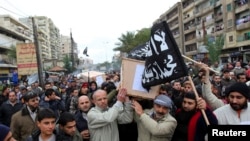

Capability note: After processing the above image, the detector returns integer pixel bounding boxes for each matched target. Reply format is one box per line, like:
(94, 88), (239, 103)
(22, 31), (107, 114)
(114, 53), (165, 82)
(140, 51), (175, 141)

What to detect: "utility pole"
(202, 19), (207, 44)
(32, 17), (44, 88)
(70, 29), (74, 72)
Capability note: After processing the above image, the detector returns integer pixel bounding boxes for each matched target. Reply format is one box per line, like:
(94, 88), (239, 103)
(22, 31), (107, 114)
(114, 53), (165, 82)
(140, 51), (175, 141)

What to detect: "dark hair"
(37, 108), (56, 122)
(23, 91), (38, 102)
(101, 81), (116, 93)
(45, 82), (51, 86)
(8, 91), (16, 96)
(2, 86), (8, 93)
(160, 84), (170, 92)
(184, 92), (196, 101)
(45, 88), (55, 97)
(57, 112), (75, 126)
(71, 88), (78, 93)
(236, 73), (246, 79)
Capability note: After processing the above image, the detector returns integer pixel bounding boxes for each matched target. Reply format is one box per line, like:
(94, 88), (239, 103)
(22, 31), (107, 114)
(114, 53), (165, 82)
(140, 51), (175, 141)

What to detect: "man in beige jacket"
(132, 94), (177, 141)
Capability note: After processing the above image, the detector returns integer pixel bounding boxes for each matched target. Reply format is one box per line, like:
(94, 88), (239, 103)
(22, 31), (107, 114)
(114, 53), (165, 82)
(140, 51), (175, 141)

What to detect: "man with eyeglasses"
(10, 92), (40, 141)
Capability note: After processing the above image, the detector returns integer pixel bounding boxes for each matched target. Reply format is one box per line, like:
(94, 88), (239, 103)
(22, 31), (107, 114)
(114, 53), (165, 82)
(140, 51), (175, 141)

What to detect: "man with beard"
(75, 95), (91, 141)
(10, 92), (40, 141)
(214, 82), (250, 124)
(171, 92), (218, 141)
(132, 94), (177, 141)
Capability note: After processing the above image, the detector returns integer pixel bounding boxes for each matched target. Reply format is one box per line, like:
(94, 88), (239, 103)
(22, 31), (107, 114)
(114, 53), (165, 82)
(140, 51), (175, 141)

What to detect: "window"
(227, 4), (232, 11)
(244, 32), (250, 40)
(228, 19), (233, 28)
(229, 36), (233, 42)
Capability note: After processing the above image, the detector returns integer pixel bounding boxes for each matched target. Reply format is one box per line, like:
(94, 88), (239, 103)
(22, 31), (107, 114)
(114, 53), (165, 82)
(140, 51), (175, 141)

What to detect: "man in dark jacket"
(56, 112), (82, 141)
(39, 88), (65, 119)
(172, 92), (218, 141)
(0, 91), (23, 127)
(75, 95), (91, 141)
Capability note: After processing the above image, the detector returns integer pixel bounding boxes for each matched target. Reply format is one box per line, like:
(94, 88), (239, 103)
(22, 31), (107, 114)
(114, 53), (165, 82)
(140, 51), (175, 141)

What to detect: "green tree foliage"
(114, 28), (150, 54)
(133, 28), (151, 47)
(63, 55), (72, 73)
(205, 35), (224, 64)
(113, 31), (135, 53)
(7, 45), (17, 59)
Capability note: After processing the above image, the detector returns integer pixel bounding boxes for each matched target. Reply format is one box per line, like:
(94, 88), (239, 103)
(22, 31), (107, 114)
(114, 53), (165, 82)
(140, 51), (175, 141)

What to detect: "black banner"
(141, 21), (188, 89)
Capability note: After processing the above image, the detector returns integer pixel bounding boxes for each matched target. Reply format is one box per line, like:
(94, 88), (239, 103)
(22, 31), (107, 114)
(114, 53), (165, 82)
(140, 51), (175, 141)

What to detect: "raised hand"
(117, 88), (127, 103)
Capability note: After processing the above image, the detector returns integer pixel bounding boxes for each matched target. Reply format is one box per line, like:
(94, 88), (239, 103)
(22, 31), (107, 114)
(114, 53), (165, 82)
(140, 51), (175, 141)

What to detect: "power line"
(2, 0), (29, 17)
(0, 6), (27, 17)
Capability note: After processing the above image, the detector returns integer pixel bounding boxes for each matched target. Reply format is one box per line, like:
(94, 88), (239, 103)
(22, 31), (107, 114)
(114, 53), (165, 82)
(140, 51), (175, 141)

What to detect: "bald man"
(75, 95), (91, 141)
(87, 88), (133, 141)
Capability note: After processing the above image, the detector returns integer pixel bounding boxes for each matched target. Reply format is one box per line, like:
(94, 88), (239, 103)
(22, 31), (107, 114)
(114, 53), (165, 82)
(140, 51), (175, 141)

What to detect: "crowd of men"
(0, 60), (250, 141)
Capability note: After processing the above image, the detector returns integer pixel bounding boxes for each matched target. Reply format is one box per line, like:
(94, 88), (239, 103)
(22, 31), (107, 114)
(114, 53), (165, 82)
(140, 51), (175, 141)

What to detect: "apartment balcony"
(194, 0), (205, 6)
(214, 0), (221, 7)
(184, 38), (196, 45)
(0, 24), (32, 41)
(236, 33), (250, 41)
(235, 3), (249, 14)
(184, 50), (197, 56)
(215, 14), (223, 21)
(38, 35), (47, 41)
(204, 19), (214, 27)
(195, 6), (214, 18)
(184, 26), (196, 34)
(167, 14), (178, 23)
(236, 20), (250, 31)
(173, 33), (180, 38)
(42, 50), (49, 56)
(214, 29), (224, 36)
(170, 23), (179, 30)
(183, 15), (194, 24)
(41, 44), (49, 50)
(183, 3), (195, 13)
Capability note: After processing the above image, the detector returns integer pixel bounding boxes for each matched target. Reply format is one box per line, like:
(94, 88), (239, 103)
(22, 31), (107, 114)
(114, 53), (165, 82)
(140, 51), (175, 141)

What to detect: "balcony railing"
(236, 16), (250, 30)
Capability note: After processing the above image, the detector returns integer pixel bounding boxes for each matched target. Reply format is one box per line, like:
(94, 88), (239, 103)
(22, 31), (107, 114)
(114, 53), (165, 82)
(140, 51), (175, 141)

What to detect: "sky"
(0, 0), (179, 64)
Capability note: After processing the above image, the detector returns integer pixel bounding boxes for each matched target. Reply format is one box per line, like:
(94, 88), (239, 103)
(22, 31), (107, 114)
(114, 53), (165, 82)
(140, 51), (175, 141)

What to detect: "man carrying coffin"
(132, 95), (177, 141)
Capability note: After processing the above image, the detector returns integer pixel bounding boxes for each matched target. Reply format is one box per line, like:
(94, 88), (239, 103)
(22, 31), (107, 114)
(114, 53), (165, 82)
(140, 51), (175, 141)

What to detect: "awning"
(0, 63), (17, 68)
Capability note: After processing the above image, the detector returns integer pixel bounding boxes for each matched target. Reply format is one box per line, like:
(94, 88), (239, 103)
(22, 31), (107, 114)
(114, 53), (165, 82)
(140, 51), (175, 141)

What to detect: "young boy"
(26, 108), (57, 141)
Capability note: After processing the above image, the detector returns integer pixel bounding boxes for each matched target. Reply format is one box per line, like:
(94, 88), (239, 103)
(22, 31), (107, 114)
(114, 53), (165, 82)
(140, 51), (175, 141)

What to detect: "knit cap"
(0, 124), (10, 141)
(154, 95), (172, 109)
(225, 82), (250, 98)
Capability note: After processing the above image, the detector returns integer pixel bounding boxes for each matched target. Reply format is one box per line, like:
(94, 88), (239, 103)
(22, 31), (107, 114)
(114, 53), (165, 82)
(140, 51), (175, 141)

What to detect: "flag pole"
(188, 75), (210, 126)
(182, 55), (220, 74)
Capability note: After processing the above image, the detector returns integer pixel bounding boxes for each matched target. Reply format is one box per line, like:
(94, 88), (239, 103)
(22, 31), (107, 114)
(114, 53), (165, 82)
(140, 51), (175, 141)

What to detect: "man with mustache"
(132, 94), (177, 141)
(214, 82), (250, 124)
(171, 92), (218, 141)
(10, 92), (40, 141)
(87, 88), (133, 141)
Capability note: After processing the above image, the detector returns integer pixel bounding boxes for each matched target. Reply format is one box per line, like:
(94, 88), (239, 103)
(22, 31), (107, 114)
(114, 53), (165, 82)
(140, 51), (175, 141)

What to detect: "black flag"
(141, 21), (188, 89)
(83, 47), (89, 57)
(127, 42), (149, 61)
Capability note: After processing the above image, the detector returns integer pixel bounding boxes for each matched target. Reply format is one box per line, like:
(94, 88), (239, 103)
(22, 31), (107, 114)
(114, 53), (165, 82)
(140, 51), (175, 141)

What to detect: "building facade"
(154, 0), (250, 64)
(0, 15), (32, 81)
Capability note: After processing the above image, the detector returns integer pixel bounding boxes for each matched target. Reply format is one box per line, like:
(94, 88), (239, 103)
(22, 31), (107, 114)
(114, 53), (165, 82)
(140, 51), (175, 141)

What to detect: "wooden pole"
(188, 76), (210, 126)
(182, 55), (220, 74)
